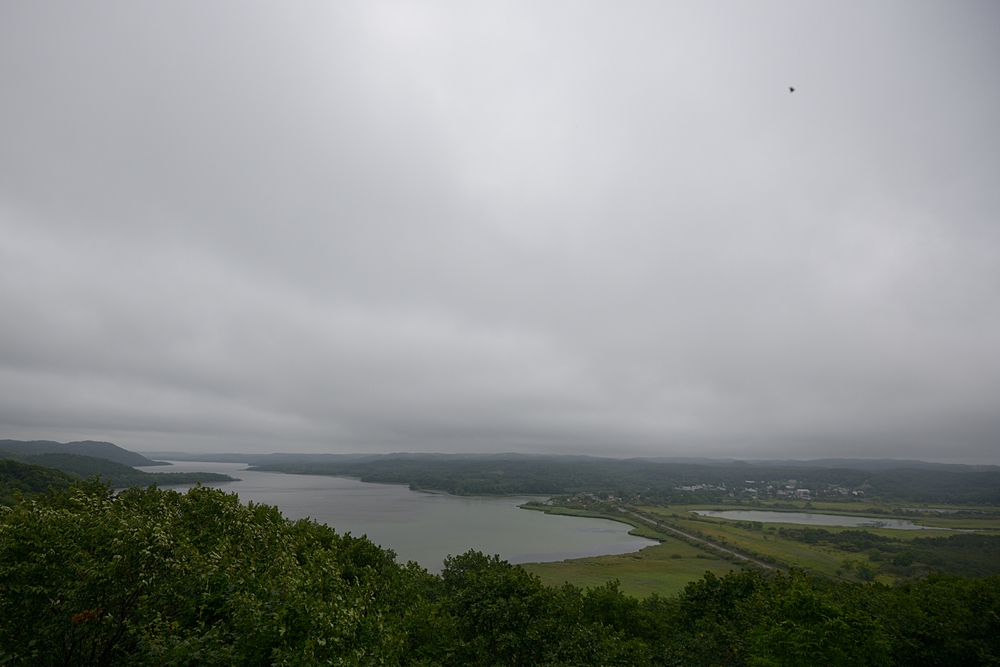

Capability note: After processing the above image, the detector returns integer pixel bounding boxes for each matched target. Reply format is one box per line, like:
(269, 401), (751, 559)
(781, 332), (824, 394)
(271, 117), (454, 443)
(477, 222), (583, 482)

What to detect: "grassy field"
(523, 506), (741, 598)
(522, 540), (744, 599)
(520, 500), (1000, 594)
(640, 506), (872, 578)
(636, 504), (978, 582)
(519, 504), (747, 597)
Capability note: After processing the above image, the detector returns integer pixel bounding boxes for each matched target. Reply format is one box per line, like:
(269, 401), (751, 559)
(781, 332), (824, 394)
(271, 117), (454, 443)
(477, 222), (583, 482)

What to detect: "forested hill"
(0, 458), (76, 505)
(0, 451), (236, 494)
(0, 439), (163, 466)
(249, 455), (1000, 505)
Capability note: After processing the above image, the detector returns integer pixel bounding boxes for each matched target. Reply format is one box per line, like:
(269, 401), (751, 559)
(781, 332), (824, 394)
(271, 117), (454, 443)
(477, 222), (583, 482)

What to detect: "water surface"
(140, 461), (656, 571)
(693, 509), (935, 530)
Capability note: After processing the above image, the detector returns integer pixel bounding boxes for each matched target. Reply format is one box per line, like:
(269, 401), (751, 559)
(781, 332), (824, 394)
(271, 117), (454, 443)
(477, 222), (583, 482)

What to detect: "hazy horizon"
(9, 438), (1000, 469)
(2, 2), (999, 463)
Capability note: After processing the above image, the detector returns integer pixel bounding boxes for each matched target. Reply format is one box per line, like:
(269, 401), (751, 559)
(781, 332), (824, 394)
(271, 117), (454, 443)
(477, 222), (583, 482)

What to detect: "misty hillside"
(0, 450), (237, 489)
(0, 439), (165, 467)
(155, 450), (998, 473)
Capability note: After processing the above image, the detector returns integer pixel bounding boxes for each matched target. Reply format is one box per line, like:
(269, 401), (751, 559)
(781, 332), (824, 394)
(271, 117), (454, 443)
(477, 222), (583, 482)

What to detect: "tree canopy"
(1, 482), (998, 666)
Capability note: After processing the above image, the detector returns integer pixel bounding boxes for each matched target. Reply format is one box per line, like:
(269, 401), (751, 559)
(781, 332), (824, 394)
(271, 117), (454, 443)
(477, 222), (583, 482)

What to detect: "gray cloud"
(1, 1), (998, 461)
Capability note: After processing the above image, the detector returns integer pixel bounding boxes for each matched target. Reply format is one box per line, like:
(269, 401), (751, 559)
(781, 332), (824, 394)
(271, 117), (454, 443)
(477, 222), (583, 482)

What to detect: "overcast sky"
(1, 2), (998, 461)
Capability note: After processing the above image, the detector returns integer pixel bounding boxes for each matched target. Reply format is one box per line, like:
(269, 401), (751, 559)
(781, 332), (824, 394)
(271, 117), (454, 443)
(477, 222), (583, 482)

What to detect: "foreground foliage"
(1, 483), (999, 666)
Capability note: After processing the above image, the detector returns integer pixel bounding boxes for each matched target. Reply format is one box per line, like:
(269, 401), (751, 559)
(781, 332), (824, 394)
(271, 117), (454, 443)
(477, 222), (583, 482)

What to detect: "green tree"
(883, 574), (1000, 667)
(434, 551), (643, 667)
(663, 570), (774, 667)
(0, 482), (417, 666)
(748, 577), (891, 667)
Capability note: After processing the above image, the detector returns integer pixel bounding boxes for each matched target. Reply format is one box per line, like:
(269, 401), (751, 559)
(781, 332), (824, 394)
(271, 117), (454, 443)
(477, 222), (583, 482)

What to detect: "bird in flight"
(789, 86), (795, 93)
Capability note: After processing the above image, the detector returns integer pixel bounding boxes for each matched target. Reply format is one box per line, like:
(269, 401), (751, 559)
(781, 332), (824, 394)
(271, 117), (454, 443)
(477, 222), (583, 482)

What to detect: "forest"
(249, 455), (1000, 505)
(2, 480), (998, 666)
(0, 452), (234, 495)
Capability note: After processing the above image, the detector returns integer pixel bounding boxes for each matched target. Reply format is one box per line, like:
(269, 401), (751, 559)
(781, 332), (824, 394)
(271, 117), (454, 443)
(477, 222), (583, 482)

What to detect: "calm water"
(139, 461), (656, 572)
(693, 509), (934, 530)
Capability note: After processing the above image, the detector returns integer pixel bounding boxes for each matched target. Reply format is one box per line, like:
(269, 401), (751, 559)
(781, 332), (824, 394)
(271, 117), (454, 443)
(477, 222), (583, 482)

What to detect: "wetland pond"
(140, 461), (656, 572)
(693, 509), (936, 530)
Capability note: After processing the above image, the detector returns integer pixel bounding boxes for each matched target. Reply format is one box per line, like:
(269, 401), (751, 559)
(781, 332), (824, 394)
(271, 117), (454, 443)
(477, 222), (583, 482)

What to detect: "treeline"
(0, 451), (234, 492)
(777, 527), (1000, 579)
(2, 482), (998, 666)
(249, 456), (1000, 504)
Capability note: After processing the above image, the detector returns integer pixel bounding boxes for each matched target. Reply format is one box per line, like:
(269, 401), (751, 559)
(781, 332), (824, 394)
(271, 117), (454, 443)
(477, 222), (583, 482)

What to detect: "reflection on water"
(139, 461), (656, 571)
(693, 509), (936, 530)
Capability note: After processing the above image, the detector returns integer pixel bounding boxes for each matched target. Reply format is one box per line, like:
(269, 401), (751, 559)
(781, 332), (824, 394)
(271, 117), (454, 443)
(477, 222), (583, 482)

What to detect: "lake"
(692, 509), (935, 530)
(139, 461), (656, 572)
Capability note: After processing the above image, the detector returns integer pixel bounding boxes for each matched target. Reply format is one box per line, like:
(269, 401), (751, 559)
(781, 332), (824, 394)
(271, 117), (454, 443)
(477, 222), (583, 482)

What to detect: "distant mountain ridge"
(0, 440), (165, 467)
(750, 457), (1000, 473)
(144, 450), (999, 473)
(637, 456), (1000, 473)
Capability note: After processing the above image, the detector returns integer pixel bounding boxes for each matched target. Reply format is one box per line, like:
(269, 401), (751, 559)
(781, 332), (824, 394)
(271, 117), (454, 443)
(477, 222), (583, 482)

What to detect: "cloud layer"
(2, 2), (998, 460)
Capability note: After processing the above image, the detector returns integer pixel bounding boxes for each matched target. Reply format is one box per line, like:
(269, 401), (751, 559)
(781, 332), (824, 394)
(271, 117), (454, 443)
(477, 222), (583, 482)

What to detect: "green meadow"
(522, 500), (1000, 592)
(522, 540), (744, 598)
